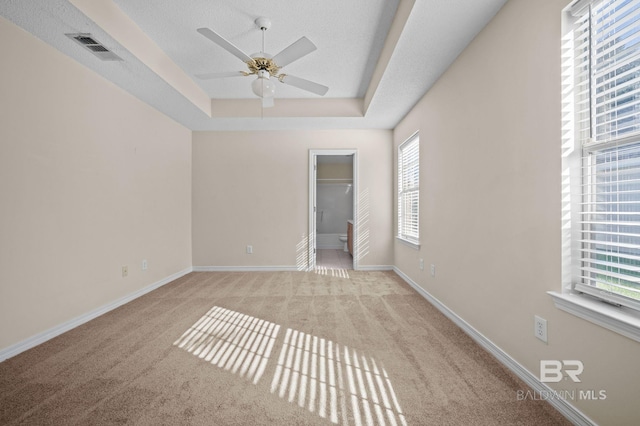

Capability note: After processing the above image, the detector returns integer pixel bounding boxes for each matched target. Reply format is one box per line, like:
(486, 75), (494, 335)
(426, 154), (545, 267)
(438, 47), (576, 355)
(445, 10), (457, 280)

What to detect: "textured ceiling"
(111, 0), (398, 99)
(0, 0), (507, 131)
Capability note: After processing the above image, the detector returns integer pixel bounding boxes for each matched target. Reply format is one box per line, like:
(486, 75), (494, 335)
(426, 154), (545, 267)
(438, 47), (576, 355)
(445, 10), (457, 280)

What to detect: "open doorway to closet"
(309, 150), (357, 272)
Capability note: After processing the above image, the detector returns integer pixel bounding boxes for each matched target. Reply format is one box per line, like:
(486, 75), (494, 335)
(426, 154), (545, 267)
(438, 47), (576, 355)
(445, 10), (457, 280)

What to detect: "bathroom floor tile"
(316, 249), (353, 270)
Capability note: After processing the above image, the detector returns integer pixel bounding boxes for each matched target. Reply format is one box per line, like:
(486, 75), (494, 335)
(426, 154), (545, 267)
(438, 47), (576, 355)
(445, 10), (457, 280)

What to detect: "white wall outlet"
(534, 315), (548, 343)
(419, 259), (424, 270)
(430, 264), (436, 277)
(246, 245), (253, 254)
(142, 259), (148, 270)
(122, 266), (128, 278)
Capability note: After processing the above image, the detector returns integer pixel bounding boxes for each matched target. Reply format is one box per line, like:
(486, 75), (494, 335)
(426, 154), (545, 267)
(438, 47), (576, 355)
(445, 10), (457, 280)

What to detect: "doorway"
(309, 149), (358, 271)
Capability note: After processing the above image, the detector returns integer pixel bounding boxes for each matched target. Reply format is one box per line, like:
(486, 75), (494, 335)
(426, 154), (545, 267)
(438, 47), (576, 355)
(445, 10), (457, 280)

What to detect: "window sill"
(548, 291), (640, 343)
(396, 237), (420, 250)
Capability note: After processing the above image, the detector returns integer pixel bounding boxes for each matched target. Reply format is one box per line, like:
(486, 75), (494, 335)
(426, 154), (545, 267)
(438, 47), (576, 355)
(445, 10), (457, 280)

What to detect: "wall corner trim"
(0, 267), (193, 362)
(392, 266), (596, 426)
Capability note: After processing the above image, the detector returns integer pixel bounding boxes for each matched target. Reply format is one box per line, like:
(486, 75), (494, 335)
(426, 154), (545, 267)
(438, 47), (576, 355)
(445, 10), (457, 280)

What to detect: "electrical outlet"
(122, 266), (128, 278)
(142, 259), (148, 270)
(534, 315), (548, 343)
(419, 259), (424, 270)
(430, 264), (436, 277)
(246, 245), (253, 254)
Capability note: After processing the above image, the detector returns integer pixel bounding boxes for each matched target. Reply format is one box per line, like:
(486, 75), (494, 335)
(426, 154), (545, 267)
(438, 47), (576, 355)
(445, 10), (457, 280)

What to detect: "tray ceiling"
(0, 0), (507, 131)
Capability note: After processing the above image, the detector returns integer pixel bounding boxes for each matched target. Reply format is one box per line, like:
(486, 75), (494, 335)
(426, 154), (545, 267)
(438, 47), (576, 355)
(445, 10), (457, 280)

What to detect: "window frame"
(397, 132), (420, 249)
(554, 0), (640, 342)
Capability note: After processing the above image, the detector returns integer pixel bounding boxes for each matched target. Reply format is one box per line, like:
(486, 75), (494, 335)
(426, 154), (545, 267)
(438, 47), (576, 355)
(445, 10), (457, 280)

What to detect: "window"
(558, 0), (640, 333)
(398, 133), (420, 247)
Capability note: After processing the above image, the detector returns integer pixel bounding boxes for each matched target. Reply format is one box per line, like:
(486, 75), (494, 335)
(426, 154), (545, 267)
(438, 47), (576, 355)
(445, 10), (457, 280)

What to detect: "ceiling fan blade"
(271, 37), (317, 67)
(195, 71), (246, 80)
(197, 28), (253, 63)
(262, 97), (275, 108)
(279, 74), (328, 96)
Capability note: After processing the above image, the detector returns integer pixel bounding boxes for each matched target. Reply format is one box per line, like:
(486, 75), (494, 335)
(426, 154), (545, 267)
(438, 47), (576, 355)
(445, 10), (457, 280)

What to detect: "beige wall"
(393, 0), (640, 424)
(0, 17), (192, 352)
(192, 130), (392, 269)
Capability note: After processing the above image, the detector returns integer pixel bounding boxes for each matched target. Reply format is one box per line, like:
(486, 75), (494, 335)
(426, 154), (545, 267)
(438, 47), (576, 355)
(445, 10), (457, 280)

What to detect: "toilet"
(338, 234), (348, 252)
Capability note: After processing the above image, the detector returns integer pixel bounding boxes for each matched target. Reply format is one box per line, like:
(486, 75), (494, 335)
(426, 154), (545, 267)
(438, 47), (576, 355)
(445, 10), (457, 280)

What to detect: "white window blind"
(570, 0), (640, 309)
(398, 134), (419, 244)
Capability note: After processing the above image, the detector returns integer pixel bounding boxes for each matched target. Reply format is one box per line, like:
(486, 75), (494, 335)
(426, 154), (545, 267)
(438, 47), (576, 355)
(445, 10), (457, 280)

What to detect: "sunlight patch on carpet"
(174, 306), (407, 425)
(314, 266), (350, 279)
(270, 328), (408, 426)
(173, 306), (280, 384)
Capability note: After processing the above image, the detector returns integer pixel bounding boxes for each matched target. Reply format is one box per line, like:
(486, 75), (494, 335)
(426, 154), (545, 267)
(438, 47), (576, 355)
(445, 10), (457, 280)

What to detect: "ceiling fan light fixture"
(251, 70), (276, 98)
(197, 17), (328, 100)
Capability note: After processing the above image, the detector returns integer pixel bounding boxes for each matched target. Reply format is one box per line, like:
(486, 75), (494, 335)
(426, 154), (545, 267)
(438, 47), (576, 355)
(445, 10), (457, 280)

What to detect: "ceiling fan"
(196, 17), (329, 108)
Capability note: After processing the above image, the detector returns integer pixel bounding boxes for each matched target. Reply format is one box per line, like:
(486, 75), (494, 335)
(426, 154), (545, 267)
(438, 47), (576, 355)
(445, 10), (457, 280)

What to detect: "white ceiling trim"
(211, 98), (363, 118)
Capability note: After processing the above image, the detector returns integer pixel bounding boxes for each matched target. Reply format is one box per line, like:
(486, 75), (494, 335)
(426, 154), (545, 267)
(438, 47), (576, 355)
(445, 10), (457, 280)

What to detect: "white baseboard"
(192, 265), (393, 272)
(0, 267), (193, 362)
(392, 267), (596, 426)
(357, 265), (394, 271)
(193, 266), (300, 272)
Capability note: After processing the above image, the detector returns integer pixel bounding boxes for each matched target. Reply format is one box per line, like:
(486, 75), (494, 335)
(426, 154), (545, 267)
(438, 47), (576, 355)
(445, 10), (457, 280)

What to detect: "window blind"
(573, 0), (640, 309)
(591, 0), (640, 141)
(398, 134), (419, 243)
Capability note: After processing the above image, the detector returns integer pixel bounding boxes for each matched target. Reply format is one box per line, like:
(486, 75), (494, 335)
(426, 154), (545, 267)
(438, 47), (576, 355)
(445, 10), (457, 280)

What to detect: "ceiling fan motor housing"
(247, 57), (280, 77)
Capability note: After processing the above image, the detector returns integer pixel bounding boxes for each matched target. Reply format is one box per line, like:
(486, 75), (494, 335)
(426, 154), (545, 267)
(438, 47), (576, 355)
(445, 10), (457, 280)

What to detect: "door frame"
(308, 149), (358, 270)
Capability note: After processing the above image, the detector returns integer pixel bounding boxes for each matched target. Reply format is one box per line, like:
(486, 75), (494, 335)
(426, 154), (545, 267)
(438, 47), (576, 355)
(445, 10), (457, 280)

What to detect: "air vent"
(87, 45), (109, 52)
(75, 36), (99, 45)
(66, 33), (122, 61)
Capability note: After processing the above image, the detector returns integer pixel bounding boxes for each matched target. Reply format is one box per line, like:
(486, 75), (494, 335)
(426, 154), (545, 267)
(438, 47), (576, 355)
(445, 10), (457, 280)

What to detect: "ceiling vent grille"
(66, 33), (122, 61)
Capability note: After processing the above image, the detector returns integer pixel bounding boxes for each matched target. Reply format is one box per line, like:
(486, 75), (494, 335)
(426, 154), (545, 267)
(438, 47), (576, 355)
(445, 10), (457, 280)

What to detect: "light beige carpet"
(0, 271), (570, 425)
